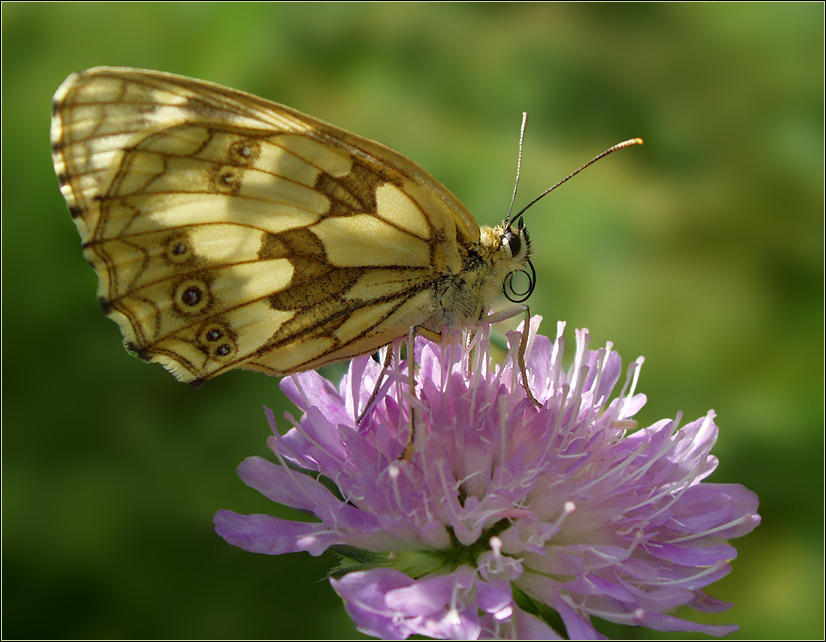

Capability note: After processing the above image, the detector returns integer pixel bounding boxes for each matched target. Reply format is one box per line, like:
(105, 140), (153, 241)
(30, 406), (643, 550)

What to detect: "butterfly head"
(489, 216), (535, 304)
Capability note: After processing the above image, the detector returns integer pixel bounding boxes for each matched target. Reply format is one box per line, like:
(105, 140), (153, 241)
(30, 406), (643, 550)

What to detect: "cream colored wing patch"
(52, 67), (485, 384)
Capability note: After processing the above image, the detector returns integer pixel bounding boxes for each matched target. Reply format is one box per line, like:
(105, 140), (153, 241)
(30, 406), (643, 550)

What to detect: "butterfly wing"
(51, 67), (481, 384)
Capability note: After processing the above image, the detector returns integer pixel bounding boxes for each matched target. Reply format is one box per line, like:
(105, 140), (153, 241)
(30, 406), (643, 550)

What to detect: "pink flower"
(215, 319), (760, 639)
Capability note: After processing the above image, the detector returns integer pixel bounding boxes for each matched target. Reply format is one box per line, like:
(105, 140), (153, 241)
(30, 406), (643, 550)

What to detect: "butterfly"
(51, 67), (640, 398)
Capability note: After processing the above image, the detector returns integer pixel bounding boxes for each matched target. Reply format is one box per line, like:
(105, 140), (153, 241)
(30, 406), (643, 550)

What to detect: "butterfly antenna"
(504, 112), (530, 224)
(511, 137), (644, 225)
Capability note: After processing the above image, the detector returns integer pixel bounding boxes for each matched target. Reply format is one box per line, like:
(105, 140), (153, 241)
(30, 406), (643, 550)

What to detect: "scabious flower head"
(214, 319), (760, 639)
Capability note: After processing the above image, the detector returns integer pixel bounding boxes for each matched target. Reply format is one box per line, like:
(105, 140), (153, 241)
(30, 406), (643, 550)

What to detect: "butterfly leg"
(398, 325), (445, 460)
(482, 305), (541, 407)
(357, 347), (395, 424)
(354, 329), (439, 459)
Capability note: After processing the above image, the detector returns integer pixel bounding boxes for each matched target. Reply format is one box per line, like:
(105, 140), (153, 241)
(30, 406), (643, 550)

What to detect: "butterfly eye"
(504, 229), (522, 257)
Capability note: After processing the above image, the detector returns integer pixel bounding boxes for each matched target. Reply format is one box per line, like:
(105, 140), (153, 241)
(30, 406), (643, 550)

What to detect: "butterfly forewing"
(51, 67), (504, 384)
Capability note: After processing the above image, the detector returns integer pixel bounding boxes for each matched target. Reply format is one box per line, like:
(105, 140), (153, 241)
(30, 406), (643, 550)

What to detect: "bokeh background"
(2, 3), (822, 639)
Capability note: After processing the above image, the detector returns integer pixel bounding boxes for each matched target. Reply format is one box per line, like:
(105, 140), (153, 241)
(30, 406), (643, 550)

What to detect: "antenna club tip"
(633, 137), (644, 146)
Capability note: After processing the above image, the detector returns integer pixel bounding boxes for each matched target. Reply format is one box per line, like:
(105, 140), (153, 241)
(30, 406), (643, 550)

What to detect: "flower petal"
(213, 510), (340, 556)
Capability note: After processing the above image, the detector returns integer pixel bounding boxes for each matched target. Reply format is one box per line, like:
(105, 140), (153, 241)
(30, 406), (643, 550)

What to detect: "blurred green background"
(2, 2), (822, 639)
